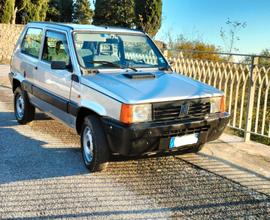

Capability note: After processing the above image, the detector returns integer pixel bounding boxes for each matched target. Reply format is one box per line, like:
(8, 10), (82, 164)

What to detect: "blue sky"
(155, 0), (270, 54)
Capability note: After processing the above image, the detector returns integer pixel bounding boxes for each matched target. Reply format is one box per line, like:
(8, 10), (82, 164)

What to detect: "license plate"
(169, 133), (199, 149)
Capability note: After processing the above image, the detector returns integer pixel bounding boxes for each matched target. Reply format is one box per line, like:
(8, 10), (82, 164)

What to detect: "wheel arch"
(12, 78), (21, 93)
(75, 107), (101, 134)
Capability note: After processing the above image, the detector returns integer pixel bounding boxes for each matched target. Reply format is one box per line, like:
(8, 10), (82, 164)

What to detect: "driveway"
(0, 65), (269, 219)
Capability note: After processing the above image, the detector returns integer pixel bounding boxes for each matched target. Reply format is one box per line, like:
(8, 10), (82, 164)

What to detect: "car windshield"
(73, 32), (168, 70)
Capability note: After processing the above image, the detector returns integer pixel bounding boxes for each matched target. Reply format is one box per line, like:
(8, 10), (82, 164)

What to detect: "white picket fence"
(167, 54), (270, 141)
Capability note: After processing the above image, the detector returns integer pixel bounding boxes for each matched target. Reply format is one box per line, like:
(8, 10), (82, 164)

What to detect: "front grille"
(153, 99), (211, 122)
(163, 125), (209, 137)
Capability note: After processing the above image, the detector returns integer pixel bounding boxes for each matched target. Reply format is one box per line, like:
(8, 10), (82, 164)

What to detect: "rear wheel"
(14, 87), (35, 124)
(80, 115), (110, 172)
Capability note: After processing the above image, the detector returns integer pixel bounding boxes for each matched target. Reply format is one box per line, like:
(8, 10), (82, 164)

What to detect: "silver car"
(9, 22), (230, 172)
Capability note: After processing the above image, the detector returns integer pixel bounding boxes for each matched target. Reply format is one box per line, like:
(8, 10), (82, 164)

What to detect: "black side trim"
(21, 80), (80, 116)
(68, 101), (79, 116)
(22, 80), (33, 94)
(32, 85), (68, 112)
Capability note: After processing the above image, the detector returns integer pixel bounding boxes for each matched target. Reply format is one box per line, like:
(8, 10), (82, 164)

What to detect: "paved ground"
(0, 65), (270, 219)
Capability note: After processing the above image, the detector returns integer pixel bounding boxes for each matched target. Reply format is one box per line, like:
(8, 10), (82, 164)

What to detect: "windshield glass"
(73, 32), (167, 69)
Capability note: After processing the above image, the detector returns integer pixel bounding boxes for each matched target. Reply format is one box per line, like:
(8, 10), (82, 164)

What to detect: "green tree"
(46, 0), (61, 21)
(16, 0), (48, 24)
(0, 0), (15, 23)
(12, 0), (29, 24)
(241, 49), (270, 65)
(73, 0), (93, 24)
(45, 0), (72, 22)
(59, 0), (73, 22)
(93, 0), (135, 28)
(135, 0), (162, 37)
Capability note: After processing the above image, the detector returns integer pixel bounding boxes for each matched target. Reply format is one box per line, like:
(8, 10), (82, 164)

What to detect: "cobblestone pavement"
(0, 65), (270, 219)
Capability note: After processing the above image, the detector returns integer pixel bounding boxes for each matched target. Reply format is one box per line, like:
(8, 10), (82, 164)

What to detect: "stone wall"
(0, 24), (25, 64)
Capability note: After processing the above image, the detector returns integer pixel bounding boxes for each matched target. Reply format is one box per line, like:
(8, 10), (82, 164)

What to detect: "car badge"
(179, 104), (189, 116)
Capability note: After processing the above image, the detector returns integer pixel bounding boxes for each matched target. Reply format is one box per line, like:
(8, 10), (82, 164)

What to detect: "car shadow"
(196, 151), (270, 181)
(34, 112), (52, 121)
(0, 117), (88, 185)
(0, 112), (18, 127)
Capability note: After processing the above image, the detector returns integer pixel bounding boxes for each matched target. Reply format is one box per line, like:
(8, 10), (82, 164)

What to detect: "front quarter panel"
(80, 84), (122, 120)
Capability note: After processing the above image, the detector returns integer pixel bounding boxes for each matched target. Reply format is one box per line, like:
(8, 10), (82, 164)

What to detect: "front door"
(34, 30), (72, 113)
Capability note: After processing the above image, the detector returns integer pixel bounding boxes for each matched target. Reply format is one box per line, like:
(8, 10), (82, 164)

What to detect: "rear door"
(34, 29), (72, 112)
(12, 27), (43, 84)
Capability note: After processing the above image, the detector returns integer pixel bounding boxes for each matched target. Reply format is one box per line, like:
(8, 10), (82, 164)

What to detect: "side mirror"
(51, 61), (67, 70)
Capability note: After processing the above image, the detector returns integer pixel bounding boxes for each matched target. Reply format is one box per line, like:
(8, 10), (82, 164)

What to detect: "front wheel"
(14, 87), (35, 124)
(190, 144), (205, 153)
(80, 115), (110, 172)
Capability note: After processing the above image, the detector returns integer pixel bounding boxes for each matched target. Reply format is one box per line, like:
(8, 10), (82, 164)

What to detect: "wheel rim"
(16, 95), (25, 120)
(83, 126), (94, 164)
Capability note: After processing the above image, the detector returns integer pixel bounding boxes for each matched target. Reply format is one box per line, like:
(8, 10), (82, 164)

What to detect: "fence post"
(163, 50), (168, 59)
(244, 56), (258, 142)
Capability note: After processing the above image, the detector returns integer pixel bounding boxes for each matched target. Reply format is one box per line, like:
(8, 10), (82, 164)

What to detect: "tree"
(15, 0), (48, 24)
(162, 33), (223, 62)
(93, 0), (135, 28)
(46, 0), (61, 22)
(135, 0), (162, 37)
(12, 0), (29, 24)
(73, 0), (93, 24)
(59, 0), (73, 22)
(0, 0), (15, 23)
(45, 0), (73, 22)
(257, 49), (270, 66)
(220, 18), (247, 54)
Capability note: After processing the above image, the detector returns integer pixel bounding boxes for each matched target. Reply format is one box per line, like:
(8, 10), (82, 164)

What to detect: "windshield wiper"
(124, 65), (138, 72)
(88, 60), (138, 72)
(88, 61), (123, 69)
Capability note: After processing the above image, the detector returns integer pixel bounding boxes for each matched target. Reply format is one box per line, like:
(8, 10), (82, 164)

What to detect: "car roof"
(28, 22), (144, 35)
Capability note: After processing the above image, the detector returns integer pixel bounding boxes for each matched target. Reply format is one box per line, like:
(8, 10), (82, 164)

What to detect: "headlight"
(120, 104), (152, 124)
(210, 96), (225, 113)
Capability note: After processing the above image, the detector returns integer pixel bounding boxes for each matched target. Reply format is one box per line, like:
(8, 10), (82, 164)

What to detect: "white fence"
(167, 53), (270, 142)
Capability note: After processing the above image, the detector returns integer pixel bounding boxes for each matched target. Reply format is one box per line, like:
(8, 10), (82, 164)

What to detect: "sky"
(155, 0), (270, 54)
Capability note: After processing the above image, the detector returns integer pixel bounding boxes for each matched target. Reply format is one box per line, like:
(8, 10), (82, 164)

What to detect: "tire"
(80, 115), (110, 172)
(14, 87), (35, 124)
(190, 144), (205, 153)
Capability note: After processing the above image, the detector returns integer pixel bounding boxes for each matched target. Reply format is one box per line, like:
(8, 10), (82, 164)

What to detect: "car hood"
(81, 70), (223, 104)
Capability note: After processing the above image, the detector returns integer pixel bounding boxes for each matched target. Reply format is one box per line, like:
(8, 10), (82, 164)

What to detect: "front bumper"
(102, 112), (230, 156)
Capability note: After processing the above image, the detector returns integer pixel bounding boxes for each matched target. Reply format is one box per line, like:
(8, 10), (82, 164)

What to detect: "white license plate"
(169, 133), (199, 149)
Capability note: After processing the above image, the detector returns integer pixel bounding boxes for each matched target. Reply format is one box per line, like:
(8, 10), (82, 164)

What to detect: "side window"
(21, 28), (43, 58)
(42, 31), (70, 65)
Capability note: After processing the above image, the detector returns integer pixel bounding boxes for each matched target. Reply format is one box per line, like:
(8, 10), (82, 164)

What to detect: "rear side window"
(42, 31), (70, 65)
(21, 28), (43, 58)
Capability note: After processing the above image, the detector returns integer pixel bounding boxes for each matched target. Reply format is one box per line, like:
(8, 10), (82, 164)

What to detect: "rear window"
(21, 28), (43, 58)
